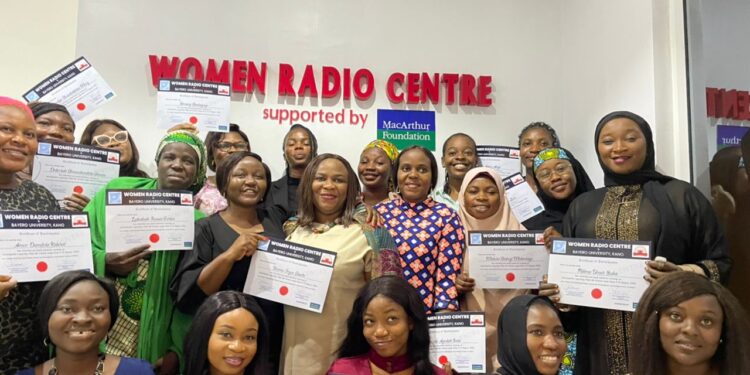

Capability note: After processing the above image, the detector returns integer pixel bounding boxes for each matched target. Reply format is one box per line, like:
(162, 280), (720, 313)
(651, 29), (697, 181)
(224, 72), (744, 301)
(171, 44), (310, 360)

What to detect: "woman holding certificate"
(554, 111), (731, 374)
(84, 130), (208, 373)
(0, 97), (60, 373)
(453, 166), (527, 372)
(375, 146), (465, 313)
(171, 151), (286, 373)
(281, 153), (398, 375)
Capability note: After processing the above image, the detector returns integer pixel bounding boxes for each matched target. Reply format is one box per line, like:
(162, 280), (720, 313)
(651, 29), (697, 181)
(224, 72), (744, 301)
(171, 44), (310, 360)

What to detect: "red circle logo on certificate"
(73, 185), (84, 194)
(36, 261), (48, 272)
(438, 355), (448, 365)
(279, 286), (289, 296)
(591, 288), (603, 299)
(505, 272), (516, 282)
(76, 103), (86, 111)
(149, 233), (160, 243)
(189, 116), (198, 124)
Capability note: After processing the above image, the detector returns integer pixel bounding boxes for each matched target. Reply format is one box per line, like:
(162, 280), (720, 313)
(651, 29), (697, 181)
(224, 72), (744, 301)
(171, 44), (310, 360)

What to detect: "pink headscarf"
(457, 167), (524, 231)
(0, 96), (35, 120)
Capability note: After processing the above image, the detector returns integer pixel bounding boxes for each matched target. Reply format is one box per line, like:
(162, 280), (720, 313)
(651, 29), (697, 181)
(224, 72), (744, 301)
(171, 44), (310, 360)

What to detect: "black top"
(0, 180), (59, 373)
(170, 206), (288, 372)
(268, 175), (300, 216)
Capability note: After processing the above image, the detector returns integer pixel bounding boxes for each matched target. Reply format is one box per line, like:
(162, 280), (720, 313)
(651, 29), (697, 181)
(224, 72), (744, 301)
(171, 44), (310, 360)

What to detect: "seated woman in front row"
(18, 270), (154, 375)
(328, 276), (450, 375)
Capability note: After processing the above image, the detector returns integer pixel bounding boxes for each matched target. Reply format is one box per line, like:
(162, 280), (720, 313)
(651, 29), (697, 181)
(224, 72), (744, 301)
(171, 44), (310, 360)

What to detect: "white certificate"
(468, 231), (548, 289)
(428, 312), (487, 373)
(477, 145), (521, 178)
(548, 238), (651, 312)
(243, 239), (336, 313)
(503, 173), (545, 222)
(23, 57), (116, 121)
(105, 189), (195, 252)
(156, 79), (231, 132)
(32, 142), (120, 200)
(0, 211), (93, 282)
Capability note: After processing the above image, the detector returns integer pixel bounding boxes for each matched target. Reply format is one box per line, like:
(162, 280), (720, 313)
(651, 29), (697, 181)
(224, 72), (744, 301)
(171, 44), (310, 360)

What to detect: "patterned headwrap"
(0, 96), (35, 120)
(363, 139), (400, 163)
(155, 130), (207, 193)
(533, 147), (570, 172)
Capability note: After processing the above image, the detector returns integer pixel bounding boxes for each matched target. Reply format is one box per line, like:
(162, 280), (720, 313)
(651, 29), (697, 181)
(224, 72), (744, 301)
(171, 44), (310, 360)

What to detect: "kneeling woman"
(630, 272), (750, 375)
(496, 295), (567, 375)
(329, 276), (448, 375)
(183, 291), (270, 375)
(18, 270), (153, 374)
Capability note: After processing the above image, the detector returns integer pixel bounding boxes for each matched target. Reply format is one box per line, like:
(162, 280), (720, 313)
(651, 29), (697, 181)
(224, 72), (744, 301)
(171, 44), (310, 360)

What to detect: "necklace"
(48, 354), (105, 375)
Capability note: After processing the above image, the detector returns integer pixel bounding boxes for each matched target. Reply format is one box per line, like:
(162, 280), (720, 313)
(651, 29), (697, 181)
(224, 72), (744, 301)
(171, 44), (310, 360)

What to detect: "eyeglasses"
(216, 142), (249, 152)
(92, 130), (129, 146)
(536, 163), (572, 182)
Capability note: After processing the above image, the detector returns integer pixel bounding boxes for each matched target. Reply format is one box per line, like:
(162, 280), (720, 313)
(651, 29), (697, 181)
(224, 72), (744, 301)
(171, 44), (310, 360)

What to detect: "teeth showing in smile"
(539, 355), (560, 363)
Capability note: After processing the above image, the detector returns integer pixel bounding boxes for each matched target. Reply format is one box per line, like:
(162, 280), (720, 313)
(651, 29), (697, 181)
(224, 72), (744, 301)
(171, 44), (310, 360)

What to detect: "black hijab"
(524, 148), (595, 231)
(496, 295), (560, 375)
(593, 111), (682, 257)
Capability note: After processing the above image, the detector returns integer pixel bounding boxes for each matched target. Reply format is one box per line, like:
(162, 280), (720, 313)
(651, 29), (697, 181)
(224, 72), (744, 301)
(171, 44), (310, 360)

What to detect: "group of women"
(0, 94), (748, 375)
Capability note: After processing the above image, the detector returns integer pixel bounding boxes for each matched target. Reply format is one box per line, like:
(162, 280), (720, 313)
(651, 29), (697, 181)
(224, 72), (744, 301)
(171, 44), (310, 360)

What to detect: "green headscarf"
(155, 130), (207, 194)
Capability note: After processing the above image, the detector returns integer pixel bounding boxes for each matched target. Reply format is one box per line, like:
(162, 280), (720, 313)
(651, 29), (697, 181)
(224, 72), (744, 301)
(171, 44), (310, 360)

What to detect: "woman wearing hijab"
(522, 148), (595, 233)
(84, 130), (208, 372)
(358, 139), (399, 207)
(548, 111), (731, 374)
(453, 167), (527, 372)
(496, 295), (567, 375)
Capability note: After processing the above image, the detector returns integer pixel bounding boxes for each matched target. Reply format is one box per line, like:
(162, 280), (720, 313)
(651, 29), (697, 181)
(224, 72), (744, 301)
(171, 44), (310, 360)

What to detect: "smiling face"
(535, 159), (577, 200)
(48, 280), (111, 356)
(442, 135), (477, 180)
(226, 157), (267, 208)
(0, 105), (37, 177)
(284, 128), (313, 169)
(526, 303), (566, 375)
(463, 175), (501, 220)
(35, 110), (75, 143)
(363, 295), (412, 359)
(312, 158), (349, 223)
(397, 148), (433, 203)
(157, 143), (198, 190)
(91, 123), (133, 165)
(207, 308), (259, 375)
(659, 295), (723, 371)
(520, 128), (555, 169)
(597, 117), (648, 175)
(358, 147), (391, 190)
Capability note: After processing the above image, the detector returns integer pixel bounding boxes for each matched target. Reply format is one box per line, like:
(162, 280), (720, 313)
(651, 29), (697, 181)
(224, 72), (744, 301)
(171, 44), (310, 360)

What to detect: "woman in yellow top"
(281, 153), (399, 375)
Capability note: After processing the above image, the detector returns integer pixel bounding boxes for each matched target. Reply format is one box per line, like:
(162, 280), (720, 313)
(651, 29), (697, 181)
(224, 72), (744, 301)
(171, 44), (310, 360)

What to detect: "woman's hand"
(538, 275), (575, 312)
(167, 123), (198, 135)
(442, 360), (455, 374)
(105, 244), (151, 276)
(542, 226), (562, 251)
(644, 259), (682, 283)
(455, 273), (475, 294)
(62, 192), (91, 212)
(365, 205), (384, 227)
(223, 233), (267, 262)
(0, 275), (17, 301)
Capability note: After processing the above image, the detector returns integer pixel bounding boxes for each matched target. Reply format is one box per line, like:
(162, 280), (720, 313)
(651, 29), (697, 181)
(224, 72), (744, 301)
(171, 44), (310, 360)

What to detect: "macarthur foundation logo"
(376, 109), (436, 151)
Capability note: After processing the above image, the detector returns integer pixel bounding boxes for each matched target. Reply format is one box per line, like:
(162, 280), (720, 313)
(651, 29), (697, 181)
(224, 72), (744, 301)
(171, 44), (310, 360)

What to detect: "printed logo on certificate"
(467, 231), (549, 289)
(476, 145), (521, 178)
(104, 189), (195, 252)
(0, 211), (93, 282)
(32, 142), (121, 200)
(23, 57), (116, 121)
(502, 173), (545, 222)
(156, 78), (231, 132)
(428, 312), (486, 373)
(548, 238), (652, 312)
(243, 239), (336, 314)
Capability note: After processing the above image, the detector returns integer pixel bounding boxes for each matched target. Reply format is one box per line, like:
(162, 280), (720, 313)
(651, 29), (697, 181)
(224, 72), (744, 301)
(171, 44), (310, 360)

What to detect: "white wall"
(2, 0), (691, 188)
